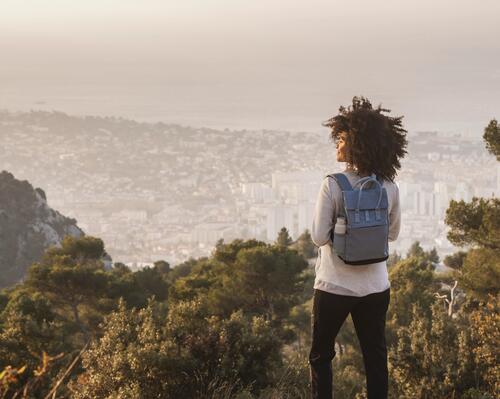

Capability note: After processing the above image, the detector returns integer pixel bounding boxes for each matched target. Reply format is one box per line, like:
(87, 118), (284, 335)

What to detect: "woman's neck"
(344, 165), (370, 177)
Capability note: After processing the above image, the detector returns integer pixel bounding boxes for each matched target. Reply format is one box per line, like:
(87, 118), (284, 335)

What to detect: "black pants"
(309, 287), (390, 399)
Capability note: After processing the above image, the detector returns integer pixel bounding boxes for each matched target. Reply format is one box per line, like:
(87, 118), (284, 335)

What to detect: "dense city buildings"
(1, 111), (497, 268)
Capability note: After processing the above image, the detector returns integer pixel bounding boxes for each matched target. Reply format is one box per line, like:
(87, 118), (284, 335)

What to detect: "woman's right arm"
(311, 177), (335, 247)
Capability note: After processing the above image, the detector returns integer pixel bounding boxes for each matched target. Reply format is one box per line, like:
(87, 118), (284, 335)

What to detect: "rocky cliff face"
(0, 170), (84, 289)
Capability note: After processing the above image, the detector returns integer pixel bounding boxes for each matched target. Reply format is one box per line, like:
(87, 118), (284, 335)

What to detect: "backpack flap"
(343, 186), (389, 227)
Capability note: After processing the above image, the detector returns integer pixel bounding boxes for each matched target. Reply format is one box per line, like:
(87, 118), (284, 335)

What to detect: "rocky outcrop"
(0, 170), (85, 289)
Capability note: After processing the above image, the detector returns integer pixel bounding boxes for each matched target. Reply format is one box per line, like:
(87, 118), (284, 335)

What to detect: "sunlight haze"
(1, 0), (499, 133)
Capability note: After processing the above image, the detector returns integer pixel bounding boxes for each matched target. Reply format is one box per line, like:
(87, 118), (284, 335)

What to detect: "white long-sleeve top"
(311, 168), (401, 297)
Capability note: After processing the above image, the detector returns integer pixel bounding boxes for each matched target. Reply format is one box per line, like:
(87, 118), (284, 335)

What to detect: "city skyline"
(1, 110), (497, 269)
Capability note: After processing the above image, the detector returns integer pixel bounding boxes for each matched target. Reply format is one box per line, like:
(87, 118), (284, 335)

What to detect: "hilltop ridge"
(0, 170), (84, 288)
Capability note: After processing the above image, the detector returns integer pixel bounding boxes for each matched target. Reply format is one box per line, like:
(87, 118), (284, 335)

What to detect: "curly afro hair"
(323, 96), (408, 182)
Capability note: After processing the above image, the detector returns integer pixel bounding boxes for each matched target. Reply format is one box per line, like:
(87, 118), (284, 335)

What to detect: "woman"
(309, 96), (408, 399)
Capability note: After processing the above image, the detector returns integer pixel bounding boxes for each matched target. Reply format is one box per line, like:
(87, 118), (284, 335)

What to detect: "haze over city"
(1, 0), (500, 133)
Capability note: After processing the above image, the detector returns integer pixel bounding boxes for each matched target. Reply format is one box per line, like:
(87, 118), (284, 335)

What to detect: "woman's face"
(336, 131), (349, 162)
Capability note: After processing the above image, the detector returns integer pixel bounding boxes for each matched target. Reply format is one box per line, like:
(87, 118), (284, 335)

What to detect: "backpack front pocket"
(345, 224), (388, 262)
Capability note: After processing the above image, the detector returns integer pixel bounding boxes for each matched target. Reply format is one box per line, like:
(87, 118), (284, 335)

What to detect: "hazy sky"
(1, 0), (499, 133)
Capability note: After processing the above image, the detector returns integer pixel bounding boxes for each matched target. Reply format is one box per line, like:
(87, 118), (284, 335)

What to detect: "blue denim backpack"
(326, 172), (389, 265)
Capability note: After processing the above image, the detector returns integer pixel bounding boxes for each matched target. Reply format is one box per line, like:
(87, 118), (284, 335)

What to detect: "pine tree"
(444, 119), (500, 302)
(293, 229), (317, 259)
(275, 227), (293, 247)
(483, 119), (500, 160)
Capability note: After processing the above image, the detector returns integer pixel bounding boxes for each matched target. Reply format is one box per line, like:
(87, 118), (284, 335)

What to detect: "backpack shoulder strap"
(325, 173), (350, 219)
(326, 172), (353, 191)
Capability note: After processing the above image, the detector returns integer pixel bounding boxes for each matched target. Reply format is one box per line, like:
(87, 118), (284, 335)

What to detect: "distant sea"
(0, 100), (323, 135)
(0, 86), (494, 138)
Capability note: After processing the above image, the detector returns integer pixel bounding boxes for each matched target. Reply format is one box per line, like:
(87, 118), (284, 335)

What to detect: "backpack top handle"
(352, 173), (376, 186)
(327, 172), (382, 191)
(355, 177), (384, 222)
